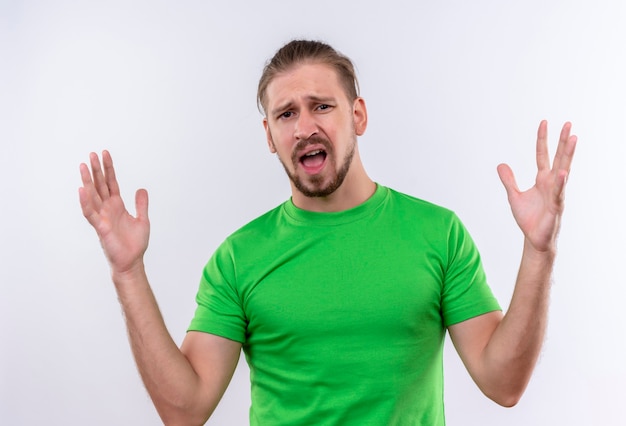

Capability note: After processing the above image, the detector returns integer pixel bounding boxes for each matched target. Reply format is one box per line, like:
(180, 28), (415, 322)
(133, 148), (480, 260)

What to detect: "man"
(79, 40), (577, 425)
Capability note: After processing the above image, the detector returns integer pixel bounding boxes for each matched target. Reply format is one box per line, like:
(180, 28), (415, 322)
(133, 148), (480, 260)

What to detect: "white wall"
(1, 1), (624, 424)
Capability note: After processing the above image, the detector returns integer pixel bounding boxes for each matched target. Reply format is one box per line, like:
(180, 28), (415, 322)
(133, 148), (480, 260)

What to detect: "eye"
(317, 104), (331, 111)
(279, 111), (294, 119)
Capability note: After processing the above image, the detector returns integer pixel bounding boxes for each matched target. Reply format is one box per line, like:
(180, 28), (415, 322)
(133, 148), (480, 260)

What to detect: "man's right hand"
(79, 151), (240, 424)
(79, 150), (150, 277)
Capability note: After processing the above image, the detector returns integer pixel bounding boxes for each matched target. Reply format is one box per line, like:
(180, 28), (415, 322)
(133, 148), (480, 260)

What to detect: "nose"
(293, 110), (318, 140)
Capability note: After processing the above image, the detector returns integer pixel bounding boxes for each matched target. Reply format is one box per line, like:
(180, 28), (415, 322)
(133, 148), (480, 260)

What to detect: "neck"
(290, 151), (376, 213)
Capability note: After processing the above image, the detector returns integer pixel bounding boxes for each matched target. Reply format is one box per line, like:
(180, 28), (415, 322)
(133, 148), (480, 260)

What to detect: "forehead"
(265, 62), (346, 110)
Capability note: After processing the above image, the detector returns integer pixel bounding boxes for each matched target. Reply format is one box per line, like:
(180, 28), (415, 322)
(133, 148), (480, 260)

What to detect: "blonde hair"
(257, 40), (360, 115)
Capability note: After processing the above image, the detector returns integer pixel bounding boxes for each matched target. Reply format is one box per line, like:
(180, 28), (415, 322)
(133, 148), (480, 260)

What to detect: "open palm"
(497, 121), (577, 253)
(79, 151), (150, 275)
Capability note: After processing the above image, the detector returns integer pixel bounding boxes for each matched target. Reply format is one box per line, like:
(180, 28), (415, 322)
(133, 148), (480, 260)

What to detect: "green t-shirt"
(189, 185), (501, 425)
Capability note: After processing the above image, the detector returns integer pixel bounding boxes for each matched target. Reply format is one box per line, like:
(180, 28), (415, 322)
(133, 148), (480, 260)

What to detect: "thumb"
(497, 163), (519, 199)
(135, 188), (149, 221)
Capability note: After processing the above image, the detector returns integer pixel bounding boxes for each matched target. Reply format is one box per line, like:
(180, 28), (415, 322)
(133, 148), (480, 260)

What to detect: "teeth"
(304, 150), (323, 157)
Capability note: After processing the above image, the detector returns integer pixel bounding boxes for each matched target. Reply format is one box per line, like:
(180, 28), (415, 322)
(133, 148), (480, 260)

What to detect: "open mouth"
(300, 149), (327, 171)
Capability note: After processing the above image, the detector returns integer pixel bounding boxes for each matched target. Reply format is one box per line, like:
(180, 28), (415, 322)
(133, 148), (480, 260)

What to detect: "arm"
(448, 120), (577, 407)
(79, 151), (241, 425)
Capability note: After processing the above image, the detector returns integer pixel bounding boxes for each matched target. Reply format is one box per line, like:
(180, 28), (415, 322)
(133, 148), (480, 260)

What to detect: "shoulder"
(219, 202), (288, 250)
(382, 186), (457, 223)
(204, 202), (288, 272)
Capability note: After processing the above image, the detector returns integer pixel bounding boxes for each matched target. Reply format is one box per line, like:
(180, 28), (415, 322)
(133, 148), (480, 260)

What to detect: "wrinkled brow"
(270, 95), (336, 117)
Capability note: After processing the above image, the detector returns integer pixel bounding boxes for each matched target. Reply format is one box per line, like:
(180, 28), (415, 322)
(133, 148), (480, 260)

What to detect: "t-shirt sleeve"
(441, 214), (501, 327)
(187, 241), (247, 343)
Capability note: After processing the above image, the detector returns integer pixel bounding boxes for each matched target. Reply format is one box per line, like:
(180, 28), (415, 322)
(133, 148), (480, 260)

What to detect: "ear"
(352, 97), (368, 136)
(263, 118), (277, 153)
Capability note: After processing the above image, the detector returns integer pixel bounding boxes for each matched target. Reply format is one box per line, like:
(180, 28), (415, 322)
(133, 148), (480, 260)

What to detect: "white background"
(1, 1), (624, 425)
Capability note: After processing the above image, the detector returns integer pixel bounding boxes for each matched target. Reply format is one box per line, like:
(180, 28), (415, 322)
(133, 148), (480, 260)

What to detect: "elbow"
(477, 363), (534, 408)
(158, 410), (210, 426)
(484, 384), (526, 408)
(154, 398), (213, 426)
(491, 392), (522, 408)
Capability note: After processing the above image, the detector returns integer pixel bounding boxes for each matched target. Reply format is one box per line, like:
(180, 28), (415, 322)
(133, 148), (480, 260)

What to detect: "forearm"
(112, 264), (209, 425)
(80, 152), (229, 424)
(481, 239), (555, 405)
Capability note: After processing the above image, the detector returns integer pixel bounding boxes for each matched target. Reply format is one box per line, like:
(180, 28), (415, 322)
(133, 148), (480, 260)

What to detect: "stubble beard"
(277, 135), (356, 198)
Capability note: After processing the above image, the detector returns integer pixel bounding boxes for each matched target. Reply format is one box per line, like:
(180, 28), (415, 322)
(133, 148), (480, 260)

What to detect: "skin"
(449, 120), (577, 405)
(79, 152), (240, 425)
(79, 62), (577, 423)
(263, 63), (375, 212)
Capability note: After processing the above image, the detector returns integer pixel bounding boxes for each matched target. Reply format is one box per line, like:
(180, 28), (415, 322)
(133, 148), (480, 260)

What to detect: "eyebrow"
(270, 95), (336, 116)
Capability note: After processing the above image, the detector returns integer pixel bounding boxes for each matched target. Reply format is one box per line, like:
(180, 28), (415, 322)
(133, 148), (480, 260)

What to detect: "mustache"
(293, 136), (332, 154)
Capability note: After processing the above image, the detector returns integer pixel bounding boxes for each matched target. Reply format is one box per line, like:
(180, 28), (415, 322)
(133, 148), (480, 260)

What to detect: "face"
(263, 63), (367, 199)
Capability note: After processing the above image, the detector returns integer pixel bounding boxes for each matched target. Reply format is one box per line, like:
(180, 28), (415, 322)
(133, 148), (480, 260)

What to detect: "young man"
(79, 40), (577, 425)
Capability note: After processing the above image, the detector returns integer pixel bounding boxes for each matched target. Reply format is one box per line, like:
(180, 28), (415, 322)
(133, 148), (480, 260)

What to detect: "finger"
(102, 150), (121, 197)
(79, 161), (102, 212)
(552, 134), (577, 201)
(553, 122), (577, 176)
(552, 169), (569, 203)
(536, 120), (550, 172)
(497, 163), (520, 201)
(78, 184), (100, 226)
(79, 161), (94, 189)
(135, 188), (150, 222)
(89, 152), (110, 200)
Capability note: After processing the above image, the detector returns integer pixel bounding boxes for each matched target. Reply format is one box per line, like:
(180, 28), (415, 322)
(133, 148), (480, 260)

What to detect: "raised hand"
(497, 120), (577, 253)
(79, 151), (150, 275)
